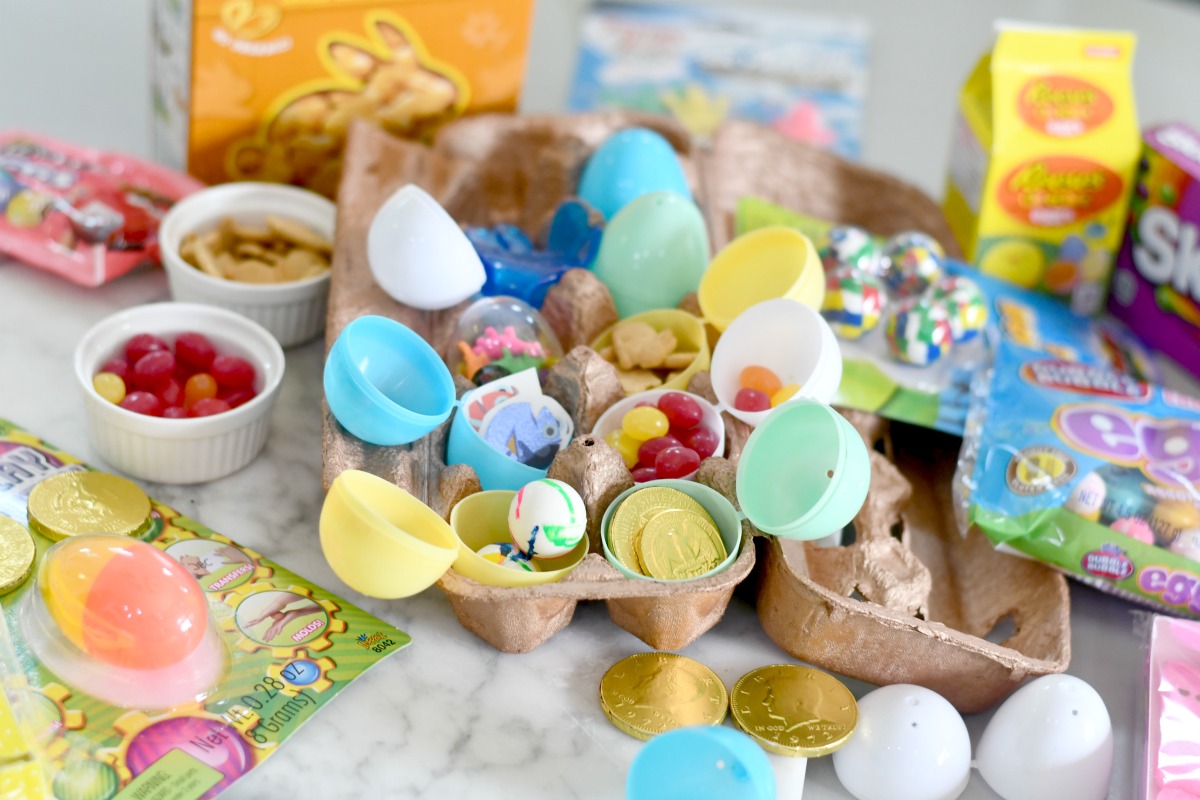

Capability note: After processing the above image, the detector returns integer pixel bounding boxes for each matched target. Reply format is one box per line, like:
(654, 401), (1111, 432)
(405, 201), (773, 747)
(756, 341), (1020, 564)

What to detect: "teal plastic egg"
(578, 127), (692, 221)
(592, 191), (710, 318)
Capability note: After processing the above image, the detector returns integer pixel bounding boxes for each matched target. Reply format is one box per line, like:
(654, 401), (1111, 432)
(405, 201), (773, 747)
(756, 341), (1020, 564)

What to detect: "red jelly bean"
(130, 350), (175, 391)
(222, 388), (257, 408)
(120, 391), (163, 417)
(211, 355), (256, 391)
(125, 333), (169, 365)
(637, 435), (682, 468)
(157, 378), (183, 408)
(175, 332), (216, 373)
(734, 388), (771, 412)
(184, 373), (219, 408)
(189, 398), (231, 417)
(657, 392), (703, 430)
(99, 357), (129, 382)
(632, 466), (658, 483)
(162, 406), (188, 419)
(655, 446), (701, 479)
(681, 426), (720, 460)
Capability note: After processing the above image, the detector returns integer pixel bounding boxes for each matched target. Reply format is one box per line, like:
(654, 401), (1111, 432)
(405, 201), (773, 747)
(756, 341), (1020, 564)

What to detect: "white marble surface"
(2, 0), (1199, 797)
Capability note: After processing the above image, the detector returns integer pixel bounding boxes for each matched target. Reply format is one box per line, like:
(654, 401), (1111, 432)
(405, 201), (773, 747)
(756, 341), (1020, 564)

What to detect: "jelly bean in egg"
(622, 407), (670, 442)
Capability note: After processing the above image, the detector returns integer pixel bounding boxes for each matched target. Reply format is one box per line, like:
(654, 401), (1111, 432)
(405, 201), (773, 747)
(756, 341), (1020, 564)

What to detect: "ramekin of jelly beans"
(74, 302), (285, 484)
(592, 390), (725, 483)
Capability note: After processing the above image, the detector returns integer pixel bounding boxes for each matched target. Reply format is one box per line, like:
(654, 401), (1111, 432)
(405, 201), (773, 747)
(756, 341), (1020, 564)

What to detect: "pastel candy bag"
(0, 132), (202, 286)
(956, 338), (1200, 617)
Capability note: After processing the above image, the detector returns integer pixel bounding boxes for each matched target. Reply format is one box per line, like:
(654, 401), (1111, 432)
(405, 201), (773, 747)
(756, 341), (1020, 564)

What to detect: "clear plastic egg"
(446, 296), (564, 382)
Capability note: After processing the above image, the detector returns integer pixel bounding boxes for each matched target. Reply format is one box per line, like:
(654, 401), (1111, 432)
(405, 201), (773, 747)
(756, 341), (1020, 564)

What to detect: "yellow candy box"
(943, 23), (1139, 315)
(152, 0), (534, 197)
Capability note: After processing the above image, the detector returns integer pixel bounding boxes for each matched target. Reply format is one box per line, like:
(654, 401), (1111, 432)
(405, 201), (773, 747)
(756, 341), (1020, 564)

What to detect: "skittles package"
(959, 339), (1200, 617)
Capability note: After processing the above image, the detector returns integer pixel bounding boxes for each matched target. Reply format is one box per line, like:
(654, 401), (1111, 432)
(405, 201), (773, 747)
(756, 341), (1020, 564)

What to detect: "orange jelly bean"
(184, 373), (218, 408)
(739, 365), (783, 397)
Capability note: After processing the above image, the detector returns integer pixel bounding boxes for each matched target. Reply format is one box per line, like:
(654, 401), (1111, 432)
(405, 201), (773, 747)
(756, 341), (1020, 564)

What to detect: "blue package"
(961, 338), (1200, 617)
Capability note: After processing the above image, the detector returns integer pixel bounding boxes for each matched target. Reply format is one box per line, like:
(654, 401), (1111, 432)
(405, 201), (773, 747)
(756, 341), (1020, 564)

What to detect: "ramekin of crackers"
(159, 182), (336, 347)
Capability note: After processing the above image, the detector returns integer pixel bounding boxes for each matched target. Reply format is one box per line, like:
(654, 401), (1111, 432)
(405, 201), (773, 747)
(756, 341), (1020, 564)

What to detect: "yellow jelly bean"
(93, 372), (126, 405)
(621, 407), (670, 442)
(770, 384), (801, 407)
(605, 430), (641, 468)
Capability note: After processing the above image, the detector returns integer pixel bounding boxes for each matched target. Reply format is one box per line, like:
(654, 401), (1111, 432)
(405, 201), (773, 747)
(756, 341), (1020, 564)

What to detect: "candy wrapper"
(738, 196), (1155, 434)
(956, 339), (1200, 617)
(0, 132), (202, 287)
(1142, 614), (1200, 799)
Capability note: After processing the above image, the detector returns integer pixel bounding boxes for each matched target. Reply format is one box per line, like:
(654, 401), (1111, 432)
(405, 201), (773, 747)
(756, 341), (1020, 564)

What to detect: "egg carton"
(321, 114), (1071, 709)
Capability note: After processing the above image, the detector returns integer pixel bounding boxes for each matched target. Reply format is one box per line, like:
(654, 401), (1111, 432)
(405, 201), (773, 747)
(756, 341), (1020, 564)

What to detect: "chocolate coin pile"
(599, 652), (728, 740)
(606, 487), (726, 580)
(730, 664), (858, 757)
(0, 517), (36, 595)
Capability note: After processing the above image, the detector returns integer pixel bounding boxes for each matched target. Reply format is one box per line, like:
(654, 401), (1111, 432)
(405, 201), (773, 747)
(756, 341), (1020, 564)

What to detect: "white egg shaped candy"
(508, 478), (587, 559)
(976, 674), (1113, 800)
(1065, 472), (1106, 522)
(832, 684), (971, 800)
(366, 184), (486, 310)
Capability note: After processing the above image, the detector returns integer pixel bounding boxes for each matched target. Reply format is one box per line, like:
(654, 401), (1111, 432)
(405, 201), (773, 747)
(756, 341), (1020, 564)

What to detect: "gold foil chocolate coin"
(599, 652), (728, 740)
(607, 487), (709, 574)
(730, 664), (857, 757)
(27, 471), (152, 541)
(0, 517), (36, 595)
(637, 509), (726, 580)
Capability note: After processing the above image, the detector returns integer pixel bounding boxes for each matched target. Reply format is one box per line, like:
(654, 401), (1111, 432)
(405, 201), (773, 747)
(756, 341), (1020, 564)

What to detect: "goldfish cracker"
(943, 23), (1139, 315)
(152, 0), (535, 197)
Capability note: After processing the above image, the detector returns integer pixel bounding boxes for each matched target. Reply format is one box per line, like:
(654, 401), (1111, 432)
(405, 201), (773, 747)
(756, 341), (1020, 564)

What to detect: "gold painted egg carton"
(321, 114), (1070, 711)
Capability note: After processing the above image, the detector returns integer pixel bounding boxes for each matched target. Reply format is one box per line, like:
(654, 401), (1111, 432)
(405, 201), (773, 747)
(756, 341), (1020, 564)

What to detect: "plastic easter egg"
(822, 266), (887, 339)
(592, 191), (710, 318)
(446, 296), (564, 381)
(976, 675), (1113, 800)
(880, 231), (945, 297)
(22, 535), (226, 708)
(578, 127), (692, 220)
(508, 478), (587, 559)
(366, 184), (486, 310)
(821, 224), (879, 273)
(924, 275), (988, 342)
(831, 684), (971, 800)
(885, 298), (954, 366)
(1065, 472), (1106, 522)
(627, 725), (775, 800)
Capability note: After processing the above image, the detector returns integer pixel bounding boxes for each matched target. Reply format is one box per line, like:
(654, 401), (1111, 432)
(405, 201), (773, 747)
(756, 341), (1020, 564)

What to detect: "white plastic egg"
(366, 184), (486, 310)
(507, 478), (586, 559)
(976, 674), (1113, 800)
(831, 684), (971, 800)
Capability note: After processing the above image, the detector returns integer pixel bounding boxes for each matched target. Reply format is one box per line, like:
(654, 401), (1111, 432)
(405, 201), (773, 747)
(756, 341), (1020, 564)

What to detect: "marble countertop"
(0, 239), (1148, 800)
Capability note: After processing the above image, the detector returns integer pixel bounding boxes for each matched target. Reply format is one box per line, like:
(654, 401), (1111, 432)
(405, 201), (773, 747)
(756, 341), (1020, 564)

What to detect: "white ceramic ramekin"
(74, 302), (285, 484)
(158, 182), (335, 347)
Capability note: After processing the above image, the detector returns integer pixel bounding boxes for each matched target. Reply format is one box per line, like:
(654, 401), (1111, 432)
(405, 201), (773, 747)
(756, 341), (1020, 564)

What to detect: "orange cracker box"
(151, 0), (534, 197)
(943, 23), (1139, 315)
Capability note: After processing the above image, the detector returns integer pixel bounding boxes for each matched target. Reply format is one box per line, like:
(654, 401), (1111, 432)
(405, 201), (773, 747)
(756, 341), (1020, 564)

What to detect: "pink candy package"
(0, 132), (203, 286)
(1145, 614), (1200, 798)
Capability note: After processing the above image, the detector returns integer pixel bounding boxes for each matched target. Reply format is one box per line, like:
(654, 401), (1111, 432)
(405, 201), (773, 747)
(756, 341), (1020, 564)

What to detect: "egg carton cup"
(321, 116), (1070, 706)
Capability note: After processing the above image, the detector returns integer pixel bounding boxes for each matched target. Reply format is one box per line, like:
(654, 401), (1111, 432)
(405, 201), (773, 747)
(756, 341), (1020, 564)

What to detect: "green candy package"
(957, 339), (1200, 616)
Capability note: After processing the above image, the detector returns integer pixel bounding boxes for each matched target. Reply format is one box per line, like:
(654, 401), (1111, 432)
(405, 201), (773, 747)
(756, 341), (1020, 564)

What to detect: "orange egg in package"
(20, 535), (227, 709)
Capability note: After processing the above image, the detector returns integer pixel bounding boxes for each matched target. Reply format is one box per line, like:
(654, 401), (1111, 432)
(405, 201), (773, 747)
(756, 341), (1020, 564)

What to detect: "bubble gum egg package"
(958, 339), (1200, 617)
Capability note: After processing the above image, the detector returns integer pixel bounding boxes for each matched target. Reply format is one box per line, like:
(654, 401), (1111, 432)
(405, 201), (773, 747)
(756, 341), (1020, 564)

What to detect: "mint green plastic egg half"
(592, 191), (710, 319)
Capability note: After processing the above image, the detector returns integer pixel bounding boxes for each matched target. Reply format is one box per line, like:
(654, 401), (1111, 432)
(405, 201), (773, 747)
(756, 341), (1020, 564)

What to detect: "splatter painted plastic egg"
(508, 478), (587, 559)
(41, 536), (210, 670)
(822, 266), (887, 339)
(924, 275), (988, 342)
(880, 231), (945, 297)
(820, 225), (879, 273)
(1065, 473), (1106, 522)
(885, 299), (954, 367)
